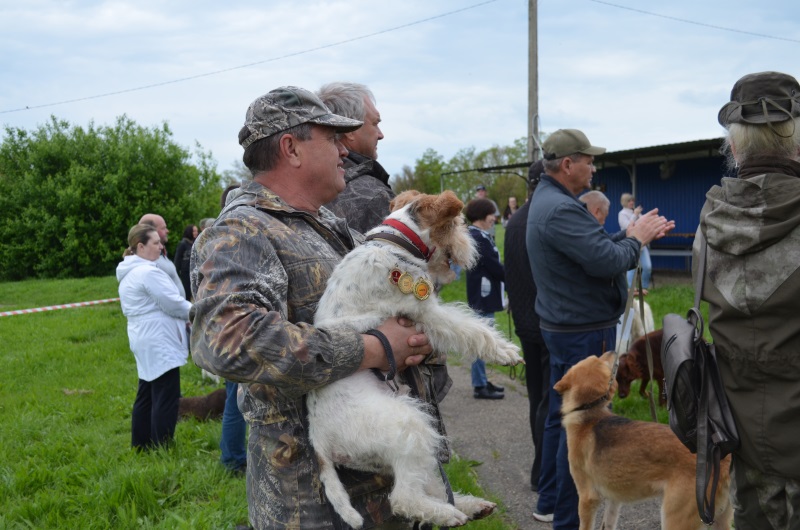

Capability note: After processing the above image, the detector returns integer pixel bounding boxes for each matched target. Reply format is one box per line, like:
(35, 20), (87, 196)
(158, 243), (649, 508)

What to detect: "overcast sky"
(2, 0), (798, 178)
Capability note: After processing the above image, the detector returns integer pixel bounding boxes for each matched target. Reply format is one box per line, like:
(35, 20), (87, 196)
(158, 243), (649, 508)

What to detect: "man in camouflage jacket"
(190, 86), (432, 530)
(318, 82), (395, 234)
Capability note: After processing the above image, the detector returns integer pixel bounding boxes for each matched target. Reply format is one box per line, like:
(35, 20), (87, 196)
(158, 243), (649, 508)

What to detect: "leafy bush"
(0, 116), (222, 280)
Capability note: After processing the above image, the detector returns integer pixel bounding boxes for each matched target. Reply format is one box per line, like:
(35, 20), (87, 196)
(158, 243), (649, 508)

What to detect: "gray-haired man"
(318, 82), (394, 234)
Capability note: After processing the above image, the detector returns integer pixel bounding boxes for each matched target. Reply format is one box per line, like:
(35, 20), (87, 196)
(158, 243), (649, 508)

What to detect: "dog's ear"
(434, 190), (465, 221)
(414, 190), (464, 228)
(553, 375), (570, 395)
(600, 351), (616, 368)
(389, 190), (421, 212)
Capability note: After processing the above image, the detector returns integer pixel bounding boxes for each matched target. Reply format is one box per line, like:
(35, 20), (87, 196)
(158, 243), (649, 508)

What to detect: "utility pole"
(528, 0), (540, 163)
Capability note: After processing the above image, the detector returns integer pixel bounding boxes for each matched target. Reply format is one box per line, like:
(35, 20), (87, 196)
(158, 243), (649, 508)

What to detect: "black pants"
(521, 336), (550, 490)
(132, 367), (181, 450)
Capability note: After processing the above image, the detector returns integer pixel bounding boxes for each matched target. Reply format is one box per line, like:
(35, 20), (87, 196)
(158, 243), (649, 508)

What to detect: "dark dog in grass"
(178, 388), (227, 421)
(616, 329), (665, 405)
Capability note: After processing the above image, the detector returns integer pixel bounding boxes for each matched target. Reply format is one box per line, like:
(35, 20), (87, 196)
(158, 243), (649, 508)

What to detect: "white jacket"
(116, 255), (193, 381)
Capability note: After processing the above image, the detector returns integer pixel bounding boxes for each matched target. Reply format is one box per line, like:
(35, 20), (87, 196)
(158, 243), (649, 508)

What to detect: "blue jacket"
(526, 175), (639, 330)
(466, 225), (505, 315)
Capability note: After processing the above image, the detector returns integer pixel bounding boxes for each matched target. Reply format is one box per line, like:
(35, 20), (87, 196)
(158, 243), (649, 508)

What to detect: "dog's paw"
(487, 341), (524, 366)
(433, 510), (470, 528)
(453, 493), (496, 520)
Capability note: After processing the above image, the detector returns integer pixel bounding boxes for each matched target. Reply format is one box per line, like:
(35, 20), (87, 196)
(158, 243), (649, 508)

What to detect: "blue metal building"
(591, 137), (732, 271)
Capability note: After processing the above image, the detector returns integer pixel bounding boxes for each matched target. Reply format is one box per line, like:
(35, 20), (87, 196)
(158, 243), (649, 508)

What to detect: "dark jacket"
(526, 174), (639, 330)
(173, 237), (193, 300)
(466, 225), (505, 314)
(504, 200), (543, 343)
(324, 151), (395, 234)
(698, 155), (800, 479)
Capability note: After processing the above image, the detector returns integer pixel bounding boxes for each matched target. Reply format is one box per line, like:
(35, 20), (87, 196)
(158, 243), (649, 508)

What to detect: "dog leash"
(636, 270), (659, 423)
(364, 329), (399, 392)
(612, 264), (659, 422)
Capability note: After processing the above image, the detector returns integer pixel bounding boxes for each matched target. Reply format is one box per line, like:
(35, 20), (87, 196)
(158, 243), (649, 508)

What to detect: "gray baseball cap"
(718, 71), (800, 127)
(239, 86), (363, 149)
(542, 129), (606, 160)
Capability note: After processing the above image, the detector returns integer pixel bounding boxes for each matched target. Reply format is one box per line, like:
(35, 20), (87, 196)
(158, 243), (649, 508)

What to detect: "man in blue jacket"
(526, 129), (673, 528)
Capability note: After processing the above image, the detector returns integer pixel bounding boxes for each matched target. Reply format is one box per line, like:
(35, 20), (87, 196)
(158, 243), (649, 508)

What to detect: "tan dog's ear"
(389, 190), (421, 212)
(600, 351), (616, 367)
(553, 374), (570, 395)
(429, 190), (464, 225)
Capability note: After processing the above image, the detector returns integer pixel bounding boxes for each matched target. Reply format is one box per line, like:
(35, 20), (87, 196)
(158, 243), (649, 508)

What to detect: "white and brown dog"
(308, 190), (523, 529)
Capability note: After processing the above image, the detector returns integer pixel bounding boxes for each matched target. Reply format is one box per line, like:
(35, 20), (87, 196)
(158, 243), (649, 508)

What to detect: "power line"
(588, 0), (800, 44)
(1, 0), (498, 115)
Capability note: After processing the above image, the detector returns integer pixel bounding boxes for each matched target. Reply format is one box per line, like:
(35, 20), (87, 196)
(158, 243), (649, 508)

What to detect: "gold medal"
(388, 267), (403, 285)
(397, 272), (414, 294)
(413, 278), (433, 301)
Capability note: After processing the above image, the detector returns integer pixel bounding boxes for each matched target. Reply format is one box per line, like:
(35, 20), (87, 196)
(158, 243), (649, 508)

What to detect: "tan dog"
(554, 352), (733, 530)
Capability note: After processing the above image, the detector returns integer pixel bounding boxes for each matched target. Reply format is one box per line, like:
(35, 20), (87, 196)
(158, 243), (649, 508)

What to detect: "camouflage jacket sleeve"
(189, 204), (364, 403)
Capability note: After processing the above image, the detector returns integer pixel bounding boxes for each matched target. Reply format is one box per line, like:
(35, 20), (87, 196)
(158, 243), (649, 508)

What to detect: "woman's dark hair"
(182, 225), (197, 241)
(464, 198), (497, 223)
(124, 224), (158, 257)
(221, 184), (240, 209)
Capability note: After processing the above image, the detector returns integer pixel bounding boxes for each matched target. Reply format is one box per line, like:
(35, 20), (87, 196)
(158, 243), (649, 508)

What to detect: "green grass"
(0, 277), (248, 530)
(0, 258), (700, 529)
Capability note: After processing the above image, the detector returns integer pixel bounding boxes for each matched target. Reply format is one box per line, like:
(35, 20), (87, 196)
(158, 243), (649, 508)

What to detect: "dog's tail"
(316, 451), (365, 529)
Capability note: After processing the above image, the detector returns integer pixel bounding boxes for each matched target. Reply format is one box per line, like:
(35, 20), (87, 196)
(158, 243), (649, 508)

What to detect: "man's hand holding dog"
(360, 317), (431, 371)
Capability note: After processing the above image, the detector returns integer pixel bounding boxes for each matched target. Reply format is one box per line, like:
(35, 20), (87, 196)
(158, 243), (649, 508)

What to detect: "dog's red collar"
(368, 219), (435, 262)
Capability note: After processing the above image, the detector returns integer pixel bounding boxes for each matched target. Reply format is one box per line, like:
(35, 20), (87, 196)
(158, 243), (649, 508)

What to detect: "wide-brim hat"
(542, 129), (606, 160)
(718, 71), (800, 127)
(240, 86), (363, 149)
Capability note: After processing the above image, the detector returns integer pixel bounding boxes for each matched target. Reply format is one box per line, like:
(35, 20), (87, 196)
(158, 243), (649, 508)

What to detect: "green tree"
(391, 148), (445, 195)
(0, 116), (222, 280)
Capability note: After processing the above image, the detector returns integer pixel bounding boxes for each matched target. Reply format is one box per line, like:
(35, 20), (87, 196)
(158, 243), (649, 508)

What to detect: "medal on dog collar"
(388, 267), (403, 285)
(413, 278), (433, 301)
(397, 272), (415, 294)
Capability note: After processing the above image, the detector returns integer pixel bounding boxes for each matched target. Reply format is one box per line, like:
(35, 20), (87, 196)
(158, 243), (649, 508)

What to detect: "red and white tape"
(0, 298), (120, 317)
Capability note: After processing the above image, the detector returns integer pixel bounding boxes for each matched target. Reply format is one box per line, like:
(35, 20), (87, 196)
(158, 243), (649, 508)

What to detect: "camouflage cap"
(718, 71), (800, 127)
(239, 86), (363, 149)
(542, 129), (606, 160)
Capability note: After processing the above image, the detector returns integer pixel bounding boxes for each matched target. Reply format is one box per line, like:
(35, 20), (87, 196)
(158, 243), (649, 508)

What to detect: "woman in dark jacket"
(465, 198), (506, 400)
(173, 224), (197, 301)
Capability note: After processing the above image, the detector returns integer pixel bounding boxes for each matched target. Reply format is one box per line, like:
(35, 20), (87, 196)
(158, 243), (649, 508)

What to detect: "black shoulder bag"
(660, 241), (739, 525)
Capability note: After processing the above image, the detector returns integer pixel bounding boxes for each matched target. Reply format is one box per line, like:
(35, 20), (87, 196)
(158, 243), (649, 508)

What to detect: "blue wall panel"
(592, 156), (728, 271)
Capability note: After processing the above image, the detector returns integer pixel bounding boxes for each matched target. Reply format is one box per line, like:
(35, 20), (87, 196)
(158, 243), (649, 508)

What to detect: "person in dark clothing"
(504, 159), (549, 491)
(465, 198), (506, 400)
(173, 224), (197, 301)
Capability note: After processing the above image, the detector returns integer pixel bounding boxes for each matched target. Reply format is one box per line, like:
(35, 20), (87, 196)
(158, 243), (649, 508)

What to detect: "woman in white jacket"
(117, 224), (193, 450)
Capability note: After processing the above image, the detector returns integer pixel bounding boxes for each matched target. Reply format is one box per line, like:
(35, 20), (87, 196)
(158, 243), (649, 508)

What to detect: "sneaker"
(473, 386), (504, 400)
(532, 511), (554, 523)
(486, 381), (505, 393)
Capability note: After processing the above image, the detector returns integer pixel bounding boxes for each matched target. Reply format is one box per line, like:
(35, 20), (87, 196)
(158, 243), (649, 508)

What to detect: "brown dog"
(554, 352), (733, 530)
(178, 388), (227, 421)
(616, 329), (665, 405)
